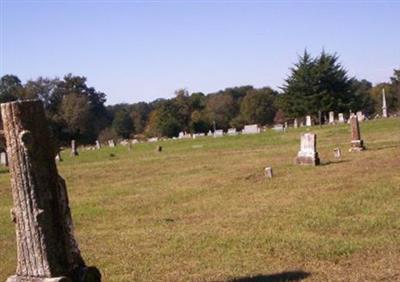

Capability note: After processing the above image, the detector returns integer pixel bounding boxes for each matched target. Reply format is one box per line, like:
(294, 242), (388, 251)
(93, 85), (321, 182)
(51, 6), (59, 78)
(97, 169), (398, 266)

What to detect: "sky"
(1, 0), (399, 105)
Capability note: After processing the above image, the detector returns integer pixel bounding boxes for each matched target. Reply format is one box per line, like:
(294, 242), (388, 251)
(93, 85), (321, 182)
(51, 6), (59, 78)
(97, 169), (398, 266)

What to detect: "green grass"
(1, 118), (400, 281)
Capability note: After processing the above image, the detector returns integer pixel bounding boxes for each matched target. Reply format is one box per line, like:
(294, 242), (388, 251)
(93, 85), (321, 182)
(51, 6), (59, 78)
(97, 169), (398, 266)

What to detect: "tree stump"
(1, 100), (101, 282)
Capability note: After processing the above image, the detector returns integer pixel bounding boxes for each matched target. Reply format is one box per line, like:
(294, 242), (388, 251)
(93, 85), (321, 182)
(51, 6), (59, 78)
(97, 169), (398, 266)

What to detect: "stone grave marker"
(333, 147), (341, 159)
(265, 167), (273, 179)
(349, 115), (365, 152)
(382, 88), (388, 118)
(329, 111), (335, 124)
(242, 124), (260, 134)
(295, 133), (320, 165)
(305, 115), (312, 127)
(71, 140), (78, 156)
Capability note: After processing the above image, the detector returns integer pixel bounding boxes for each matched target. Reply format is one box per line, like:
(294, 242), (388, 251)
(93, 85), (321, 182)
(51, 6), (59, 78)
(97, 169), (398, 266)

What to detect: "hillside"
(0, 118), (399, 281)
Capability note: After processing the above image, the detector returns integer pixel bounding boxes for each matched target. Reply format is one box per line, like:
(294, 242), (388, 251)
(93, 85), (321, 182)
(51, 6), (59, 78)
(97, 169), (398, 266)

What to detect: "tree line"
(1, 50), (399, 145)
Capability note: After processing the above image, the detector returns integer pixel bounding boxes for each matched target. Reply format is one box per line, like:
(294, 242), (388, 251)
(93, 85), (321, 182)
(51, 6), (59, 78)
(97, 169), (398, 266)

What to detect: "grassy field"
(0, 118), (399, 281)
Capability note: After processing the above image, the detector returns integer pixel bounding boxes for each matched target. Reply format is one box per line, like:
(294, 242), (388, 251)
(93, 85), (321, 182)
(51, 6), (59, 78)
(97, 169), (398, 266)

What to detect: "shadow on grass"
(228, 270), (311, 282)
(319, 159), (350, 166)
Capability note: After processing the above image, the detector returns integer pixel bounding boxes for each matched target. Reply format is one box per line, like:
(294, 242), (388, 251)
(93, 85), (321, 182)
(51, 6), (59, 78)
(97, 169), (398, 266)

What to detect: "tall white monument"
(382, 88), (388, 118)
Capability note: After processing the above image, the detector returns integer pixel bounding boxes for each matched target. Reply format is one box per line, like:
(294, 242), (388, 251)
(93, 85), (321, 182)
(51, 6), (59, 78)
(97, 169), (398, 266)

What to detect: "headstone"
(1, 100), (101, 282)
(299, 120), (304, 127)
(265, 167), (273, 179)
(156, 145), (162, 152)
(356, 111), (365, 122)
(108, 139), (115, 148)
(295, 133), (320, 165)
(349, 115), (365, 152)
(305, 115), (312, 127)
(242, 124), (260, 134)
(71, 140), (78, 156)
(227, 128), (237, 136)
(55, 152), (62, 162)
(213, 129), (224, 137)
(338, 113), (345, 123)
(293, 118), (298, 128)
(0, 151), (8, 166)
(207, 130), (213, 136)
(120, 139), (130, 146)
(333, 147), (341, 159)
(272, 124), (284, 132)
(382, 88), (388, 118)
(329, 111), (335, 124)
(95, 140), (101, 150)
(148, 137), (158, 143)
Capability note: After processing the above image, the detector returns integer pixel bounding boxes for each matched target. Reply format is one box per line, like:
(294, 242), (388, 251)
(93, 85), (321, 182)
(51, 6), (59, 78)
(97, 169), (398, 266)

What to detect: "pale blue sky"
(1, 0), (399, 104)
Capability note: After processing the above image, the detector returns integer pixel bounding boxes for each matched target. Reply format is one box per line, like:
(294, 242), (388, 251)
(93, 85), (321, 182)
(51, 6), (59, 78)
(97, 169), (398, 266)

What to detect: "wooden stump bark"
(1, 100), (101, 282)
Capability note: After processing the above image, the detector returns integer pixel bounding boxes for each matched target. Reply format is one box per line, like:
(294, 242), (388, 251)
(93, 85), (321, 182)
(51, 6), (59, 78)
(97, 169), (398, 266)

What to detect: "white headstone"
(382, 88), (388, 118)
(108, 139), (115, 147)
(0, 151), (8, 166)
(213, 129), (224, 137)
(242, 124), (260, 134)
(272, 124), (284, 132)
(95, 140), (101, 150)
(293, 118), (298, 128)
(338, 113), (345, 123)
(296, 133), (320, 165)
(305, 115), (312, 127)
(227, 128), (237, 136)
(329, 111), (335, 124)
(265, 167), (273, 179)
(356, 111), (365, 122)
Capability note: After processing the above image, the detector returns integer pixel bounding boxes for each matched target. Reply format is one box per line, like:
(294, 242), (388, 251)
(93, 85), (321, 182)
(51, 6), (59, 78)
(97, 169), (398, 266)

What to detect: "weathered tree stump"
(1, 100), (101, 282)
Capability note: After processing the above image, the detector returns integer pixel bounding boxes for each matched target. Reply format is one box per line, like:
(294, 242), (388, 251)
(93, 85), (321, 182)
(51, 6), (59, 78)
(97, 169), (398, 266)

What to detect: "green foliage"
(281, 50), (354, 118)
(240, 87), (277, 125)
(0, 75), (24, 103)
(112, 109), (134, 138)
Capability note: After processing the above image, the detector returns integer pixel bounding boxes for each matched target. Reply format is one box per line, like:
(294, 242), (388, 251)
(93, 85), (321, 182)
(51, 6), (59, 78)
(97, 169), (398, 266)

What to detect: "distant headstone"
(71, 140), (78, 156)
(296, 133), (320, 165)
(207, 130), (213, 136)
(213, 129), (224, 137)
(156, 145), (162, 152)
(356, 111), (365, 122)
(120, 139), (130, 146)
(265, 167), (273, 179)
(333, 147), (341, 159)
(349, 115), (365, 152)
(305, 115), (312, 127)
(382, 88), (388, 118)
(242, 124), (260, 134)
(148, 137), (158, 143)
(272, 124), (284, 132)
(299, 120), (304, 127)
(329, 111), (335, 124)
(131, 139), (139, 144)
(95, 140), (101, 150)
(293, 118), (298, 128)
(55, 152), (62, 162)
(227, 128), (237, 136)
(0, 151), (8, 166)
(338, 113), (345, 123)
(108, 139), (115, 148)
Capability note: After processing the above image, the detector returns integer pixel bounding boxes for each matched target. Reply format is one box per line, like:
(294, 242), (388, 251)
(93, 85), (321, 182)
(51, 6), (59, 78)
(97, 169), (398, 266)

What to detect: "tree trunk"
(1, 100), (100, 282)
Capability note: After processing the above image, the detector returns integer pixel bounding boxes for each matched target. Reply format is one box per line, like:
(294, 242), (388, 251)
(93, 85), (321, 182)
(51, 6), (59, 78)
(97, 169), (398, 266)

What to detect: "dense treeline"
(1, 51), (399, 145)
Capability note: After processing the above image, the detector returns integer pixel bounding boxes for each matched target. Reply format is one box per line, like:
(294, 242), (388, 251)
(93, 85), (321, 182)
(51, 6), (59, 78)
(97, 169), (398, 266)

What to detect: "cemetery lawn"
(1, 118), (400, 282)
